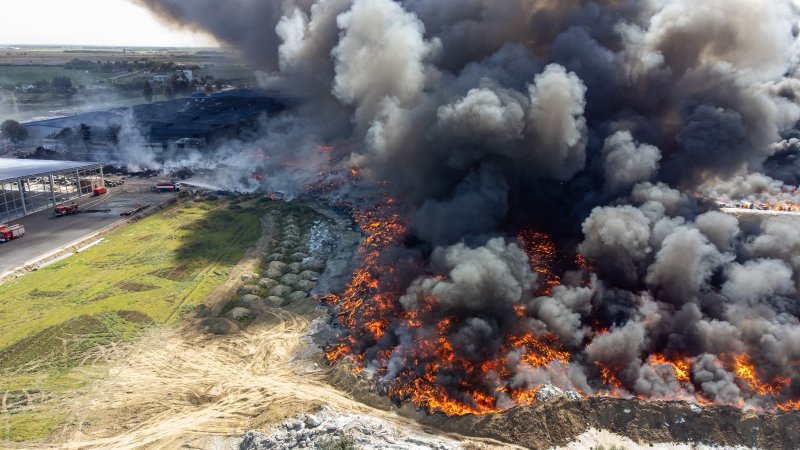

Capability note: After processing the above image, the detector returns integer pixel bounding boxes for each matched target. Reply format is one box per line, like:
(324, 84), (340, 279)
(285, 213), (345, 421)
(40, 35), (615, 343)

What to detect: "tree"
(54, 127), (73, 140)
(64, 59), (98, 71)
(143, 80), (153, 103)
(0, 120), (28, 143)
(171, 74), (190, 94)
(107, 124), (122, 146)
(51, 76), (73, 91)
(78, 123), (93, 151)
(53, 127), (78, 150)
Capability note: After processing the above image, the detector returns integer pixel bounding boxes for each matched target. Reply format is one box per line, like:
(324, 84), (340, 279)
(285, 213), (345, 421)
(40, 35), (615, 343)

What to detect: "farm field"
(0, 197), (264, 442)
(0, 66), (113, 87)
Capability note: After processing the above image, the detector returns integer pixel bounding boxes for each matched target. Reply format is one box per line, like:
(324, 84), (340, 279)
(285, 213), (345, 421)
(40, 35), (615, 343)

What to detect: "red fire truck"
(152, 182), (181, 193)
(0, 224), (25, 242)
(54, 202), (80, 216)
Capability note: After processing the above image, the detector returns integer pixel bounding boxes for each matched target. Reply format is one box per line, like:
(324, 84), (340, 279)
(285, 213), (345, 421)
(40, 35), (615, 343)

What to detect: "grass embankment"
(0, 197), (264, 442)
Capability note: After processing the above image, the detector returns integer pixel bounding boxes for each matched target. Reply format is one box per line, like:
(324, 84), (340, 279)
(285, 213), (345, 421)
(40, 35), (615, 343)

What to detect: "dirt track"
(51, 298), (511, 449)
(56, 310), (324, 448)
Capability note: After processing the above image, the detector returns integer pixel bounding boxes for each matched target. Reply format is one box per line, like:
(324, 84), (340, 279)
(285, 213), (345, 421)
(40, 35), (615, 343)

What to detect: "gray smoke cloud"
(645, 226), (732, 305)
(695, 211), (741, 253)
(137, 0), (800, 410)
(579, 205), (652, 285)
(530, 284), (593, 348)
(602, 130), (661, 193)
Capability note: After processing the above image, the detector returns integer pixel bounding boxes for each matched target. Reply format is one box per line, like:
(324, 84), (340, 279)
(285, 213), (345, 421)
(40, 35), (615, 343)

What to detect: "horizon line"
(0, 44), (225, 50)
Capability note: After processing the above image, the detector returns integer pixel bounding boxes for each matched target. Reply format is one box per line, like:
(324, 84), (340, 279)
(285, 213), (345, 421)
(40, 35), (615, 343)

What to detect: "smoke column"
(137, 0), (800, 412)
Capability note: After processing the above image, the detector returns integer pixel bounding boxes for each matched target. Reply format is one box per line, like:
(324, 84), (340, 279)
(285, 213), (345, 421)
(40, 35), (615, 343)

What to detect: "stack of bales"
(228, 212), (326, 323)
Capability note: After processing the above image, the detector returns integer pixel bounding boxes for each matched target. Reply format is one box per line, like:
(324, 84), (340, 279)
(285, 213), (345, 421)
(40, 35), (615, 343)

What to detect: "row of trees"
(50, 124), (96, 151)
(65, 58), (199, 74)
(140, 74), (218, 102)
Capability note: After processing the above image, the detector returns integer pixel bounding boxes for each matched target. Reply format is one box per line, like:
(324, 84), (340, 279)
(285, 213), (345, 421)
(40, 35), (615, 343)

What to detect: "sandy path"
(52, 305), (501, 449)
(55, 310), (315, 448)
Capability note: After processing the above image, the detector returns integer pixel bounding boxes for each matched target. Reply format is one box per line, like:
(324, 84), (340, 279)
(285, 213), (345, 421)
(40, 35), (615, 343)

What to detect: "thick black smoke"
(138, 0), (800, 410)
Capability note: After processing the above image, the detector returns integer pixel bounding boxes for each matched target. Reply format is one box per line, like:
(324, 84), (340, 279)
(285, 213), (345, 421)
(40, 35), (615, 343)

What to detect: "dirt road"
(52, 299), (511, 449)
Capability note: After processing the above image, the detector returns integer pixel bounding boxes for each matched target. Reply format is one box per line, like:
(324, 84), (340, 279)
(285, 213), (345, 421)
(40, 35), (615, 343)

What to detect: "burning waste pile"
(139, 0), (800, 417)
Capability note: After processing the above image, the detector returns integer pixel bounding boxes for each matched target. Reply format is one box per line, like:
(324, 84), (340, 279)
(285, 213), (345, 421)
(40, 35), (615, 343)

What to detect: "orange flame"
(517, 229), (561, 295)
(733, 354), (789, 396)
(649, 353), (692, 384)
(324, 203), (800, 415)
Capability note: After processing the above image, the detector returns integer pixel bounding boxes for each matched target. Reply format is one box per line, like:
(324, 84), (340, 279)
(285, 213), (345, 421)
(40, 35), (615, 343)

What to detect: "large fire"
(323, 202), (800, 416)
(325, 202), (576, 415)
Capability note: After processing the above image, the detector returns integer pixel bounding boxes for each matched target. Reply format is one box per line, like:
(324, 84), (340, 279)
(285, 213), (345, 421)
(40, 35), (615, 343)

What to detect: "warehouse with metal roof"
(0, 159), (104, 223)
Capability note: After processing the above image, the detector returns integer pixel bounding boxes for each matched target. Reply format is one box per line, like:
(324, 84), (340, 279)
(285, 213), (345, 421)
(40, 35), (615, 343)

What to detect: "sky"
(0, 0), (218, 47)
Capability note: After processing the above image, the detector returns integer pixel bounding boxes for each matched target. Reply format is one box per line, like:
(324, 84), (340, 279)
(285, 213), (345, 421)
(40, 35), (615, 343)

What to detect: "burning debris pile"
(139, 0), (800, 417)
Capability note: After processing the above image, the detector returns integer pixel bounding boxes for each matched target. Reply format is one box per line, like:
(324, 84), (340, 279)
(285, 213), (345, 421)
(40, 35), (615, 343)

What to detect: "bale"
(270, 285), (292, 297)
(281, 273), (302, 287)
(301, 259), (325, 272)
(239, 294), (262, 308)
(287, 262), (302, 274)
(258, 278), (278, 289)
(203, 318), (240, 335)
(240, 271), (259, 282)
(226, 307), (252, 320)
(267, 261), (286, 272)
(300, 270), (320, 280)
(296, 280), (316, 292)
(290, 252), (309, 262)
(264, 268), (283, 279)
(264, 296), (285, 306)
(288, 291), (309, 301)
(238, 285), (260, 295)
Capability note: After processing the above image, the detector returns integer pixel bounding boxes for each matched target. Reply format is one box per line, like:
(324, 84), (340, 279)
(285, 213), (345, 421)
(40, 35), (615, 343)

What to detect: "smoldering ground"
(136, 0), (800, 411)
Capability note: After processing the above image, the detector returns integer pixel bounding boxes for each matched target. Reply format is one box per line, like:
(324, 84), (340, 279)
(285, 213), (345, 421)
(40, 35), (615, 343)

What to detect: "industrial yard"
(0, 172), (179, 276)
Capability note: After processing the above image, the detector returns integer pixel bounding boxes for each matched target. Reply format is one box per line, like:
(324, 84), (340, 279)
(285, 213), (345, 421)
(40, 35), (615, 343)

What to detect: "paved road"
(0, 179), (176, 274)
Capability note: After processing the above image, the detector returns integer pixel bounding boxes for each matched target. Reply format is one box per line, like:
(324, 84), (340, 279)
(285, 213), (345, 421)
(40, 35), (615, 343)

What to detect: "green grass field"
(0, 197), (264, 442)
(0, 65), (113, 87)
